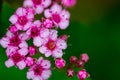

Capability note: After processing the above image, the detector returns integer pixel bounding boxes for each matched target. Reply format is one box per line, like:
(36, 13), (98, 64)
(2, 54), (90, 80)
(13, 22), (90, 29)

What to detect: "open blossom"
(61, 0), (76, 7)
(44, 3), (70, 29)
(26, 20), (41, 38)
(5, 47), (28, 70)
(39, 30), (67, 58)
(9, 7), (34, 31)
(0, 31), (28, 48)
(77, 69), (89, 80)
(23, 0), (52, 14)
(27, 57), (51, 80)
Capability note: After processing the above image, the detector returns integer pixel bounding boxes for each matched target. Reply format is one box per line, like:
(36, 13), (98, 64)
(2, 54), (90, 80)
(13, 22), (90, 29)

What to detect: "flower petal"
(9, 15), (18, 24)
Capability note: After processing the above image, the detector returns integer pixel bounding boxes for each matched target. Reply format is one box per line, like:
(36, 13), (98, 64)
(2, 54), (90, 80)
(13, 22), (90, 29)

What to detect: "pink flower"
(77, 69), (89, 80)
(0, 31), (28, 48)
(44, 3), (70, 29)
(61, 0), (76, 7)
(24, 0), (52, 14)
(39, 30), (67, 58)
(27, 57), (51, 80)
(80, 53), (89, 63)
(5, 47), (28, 70)
(26, 20), (41, 38)
(9, 7), (34, 31)
(55, 58), (66, 69)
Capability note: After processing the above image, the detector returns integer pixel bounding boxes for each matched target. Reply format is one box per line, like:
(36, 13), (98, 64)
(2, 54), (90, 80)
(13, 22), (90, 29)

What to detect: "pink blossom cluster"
(0, 0), (90, 80)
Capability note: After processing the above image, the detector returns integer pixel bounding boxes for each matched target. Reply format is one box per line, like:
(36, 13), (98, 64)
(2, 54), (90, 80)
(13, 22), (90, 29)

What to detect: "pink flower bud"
(9, 25), (18, 33)
(69, 56), (77, 64)
(29, 46), (36, 56)
(25, 57), (36, 67)
(76, 60), (85, 68)
(67, 69), (74, 77)
(55, 58), (66, 69)
(60, 34), (68, 41)
(42, 18), (54, 29)
(62, 0), (76, 7)
(77, 69), (89, 80)
(80, 53), (89, 63)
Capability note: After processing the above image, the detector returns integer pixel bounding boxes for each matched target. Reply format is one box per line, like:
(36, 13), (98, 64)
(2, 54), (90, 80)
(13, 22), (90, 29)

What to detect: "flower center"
(18, 16), (28, 25)
(30, 26), (40, 37)
(10, 35), (21, 46)
(11, 53), (24, 63)
(32, 0), (42, 5)
(52, 14), (61, 23)
(46, 40), (56, 51)
(34, 65), (43, 75)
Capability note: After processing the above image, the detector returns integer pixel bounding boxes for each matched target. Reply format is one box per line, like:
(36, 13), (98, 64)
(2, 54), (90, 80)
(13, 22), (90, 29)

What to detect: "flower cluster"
(0, 0), (90, 80)
(66, 53), (90, 80)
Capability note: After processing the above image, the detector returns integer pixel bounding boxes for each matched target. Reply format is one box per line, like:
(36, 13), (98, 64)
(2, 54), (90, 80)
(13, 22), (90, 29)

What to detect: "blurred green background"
(0, 0), (120, 80)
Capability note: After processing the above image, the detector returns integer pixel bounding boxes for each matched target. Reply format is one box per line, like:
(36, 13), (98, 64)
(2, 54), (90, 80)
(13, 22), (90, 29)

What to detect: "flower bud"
(80, 53), (89, 63)
(76, 60), (85, 68)
(29, 46), (36, 56)
(67, 69), (74, 77)
(55, 58), (66, 69)
(77, 69), (89, 80)
(70, 56), (77, 64)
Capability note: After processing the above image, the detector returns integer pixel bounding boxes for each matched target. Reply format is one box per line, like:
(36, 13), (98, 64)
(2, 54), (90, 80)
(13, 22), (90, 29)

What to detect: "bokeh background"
(0, 0), (120, 80)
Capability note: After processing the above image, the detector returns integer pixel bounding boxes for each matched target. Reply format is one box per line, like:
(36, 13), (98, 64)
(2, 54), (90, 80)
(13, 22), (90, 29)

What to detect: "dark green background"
(0, 0), (120, 80)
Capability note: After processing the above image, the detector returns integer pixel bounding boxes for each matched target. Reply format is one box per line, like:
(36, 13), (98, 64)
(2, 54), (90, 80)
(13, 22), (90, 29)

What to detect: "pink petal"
(61, 10), (70, 19)
(42, 0), (51, 8)
(33, 37), (43, 47)
(27, 71), (35, 79)
(33, 76), (41, 80)
(19, 41), (28, 48)
(41, 70), (51, 80)
(19, 33), (30, 41)
(59, 20), (69, 30)
(52, 49), (63, 58)
(44, 9), (52, 18)
(18, 48), (28, 56)
(51, 3), (62, 13)
(49, 30), (58, 40)
(9, 15), (18, 24)
(5, 59), (14, 68)
(41, 60), (51, 69)
(40, 29), (50, 38)
(38, 57), (43, 62)
(45, 51), (52, 57)
(33, 20), (41, 27)
(57, 39), (67, 49)
(0, 37), (9, 48)
(16, 61), (26, 70)
(23, 0), (34, 7)
(39, 46), (47, 54)
(6, 47), (18, 56)
(16, 7), (26, 16)
(35, 5), (44, 14)
(16, 23), (23, 30)
(23, 22), (32, 31)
